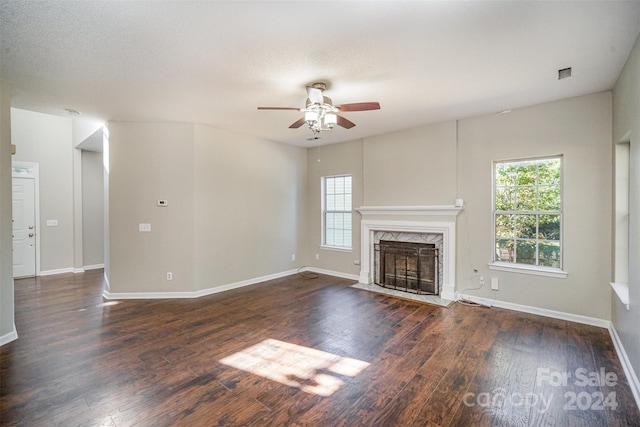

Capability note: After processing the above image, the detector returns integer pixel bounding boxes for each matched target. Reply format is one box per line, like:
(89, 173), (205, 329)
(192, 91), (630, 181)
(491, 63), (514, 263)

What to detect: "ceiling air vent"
(558, 67), (572, 80)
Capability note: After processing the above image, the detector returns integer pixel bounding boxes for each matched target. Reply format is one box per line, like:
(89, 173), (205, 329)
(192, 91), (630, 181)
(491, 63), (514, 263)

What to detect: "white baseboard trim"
(457, 293), (610, 329)
(0, 324), (18, 347)
(39, 267), (75, 276)
(102, 269), (300, 300)
(303, 267), (359, 281)
(39, 266), (104, 276)
(608, 323), (640, 410)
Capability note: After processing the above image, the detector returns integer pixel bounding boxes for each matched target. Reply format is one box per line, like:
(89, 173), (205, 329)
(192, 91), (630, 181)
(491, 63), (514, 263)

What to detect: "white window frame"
(489, 155), (568, 278)
(321, 174), (353, 251)
(611, 140), (630, 309)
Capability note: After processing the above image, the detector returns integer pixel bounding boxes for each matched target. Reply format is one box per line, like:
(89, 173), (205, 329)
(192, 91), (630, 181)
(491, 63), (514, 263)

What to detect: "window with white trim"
(322, 175), (352, 250)
(493, 156), (562, 269)
(614, 142), (629, 285)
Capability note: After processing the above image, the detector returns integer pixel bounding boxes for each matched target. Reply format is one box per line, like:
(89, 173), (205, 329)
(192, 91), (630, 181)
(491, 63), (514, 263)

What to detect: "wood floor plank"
(1, 269), (638, 426)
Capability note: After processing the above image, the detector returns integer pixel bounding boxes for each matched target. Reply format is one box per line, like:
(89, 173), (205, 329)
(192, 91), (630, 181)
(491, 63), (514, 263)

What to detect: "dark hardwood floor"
(1, 270), (638, 426)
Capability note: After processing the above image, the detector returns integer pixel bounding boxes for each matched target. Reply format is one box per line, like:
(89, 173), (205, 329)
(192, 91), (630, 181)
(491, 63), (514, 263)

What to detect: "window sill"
(320, 245), (353, 253)
(610, 282), (630, 310)
(488, 262), (568, 279)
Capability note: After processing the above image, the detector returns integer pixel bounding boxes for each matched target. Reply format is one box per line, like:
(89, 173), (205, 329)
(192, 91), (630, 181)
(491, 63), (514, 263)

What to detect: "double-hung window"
(493, 156), (563, 272)
(322, 175), (352, 250)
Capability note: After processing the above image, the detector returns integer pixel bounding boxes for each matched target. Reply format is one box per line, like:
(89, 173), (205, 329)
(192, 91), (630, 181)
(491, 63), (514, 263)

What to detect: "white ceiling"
(1, 1), (639, 147)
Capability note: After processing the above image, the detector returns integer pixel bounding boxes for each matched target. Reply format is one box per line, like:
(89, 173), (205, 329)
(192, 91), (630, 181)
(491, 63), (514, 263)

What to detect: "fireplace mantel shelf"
(356, 205), (463, 216)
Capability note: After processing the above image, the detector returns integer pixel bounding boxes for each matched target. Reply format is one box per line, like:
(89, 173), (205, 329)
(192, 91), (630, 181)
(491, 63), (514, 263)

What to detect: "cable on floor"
(297, 266), (319, 280)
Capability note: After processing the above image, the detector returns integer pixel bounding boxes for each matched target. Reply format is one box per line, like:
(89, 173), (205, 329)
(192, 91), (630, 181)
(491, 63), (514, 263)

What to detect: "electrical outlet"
(315, 253), (319, 260)
(491, 277), (499, 291)
(291, 254), (295, 262)
(166, 272), (173, 280)
(479, 276), (485, 286)
(139, 223), (151, 232)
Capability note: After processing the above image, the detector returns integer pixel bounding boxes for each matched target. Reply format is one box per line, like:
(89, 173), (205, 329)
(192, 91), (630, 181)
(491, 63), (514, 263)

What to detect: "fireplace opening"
(374, 240), (439, 295)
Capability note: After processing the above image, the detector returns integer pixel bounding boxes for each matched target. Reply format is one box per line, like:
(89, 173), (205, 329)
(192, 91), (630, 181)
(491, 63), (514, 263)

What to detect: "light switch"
(46, 220), (58, 226)
(139, 223), (151, 232)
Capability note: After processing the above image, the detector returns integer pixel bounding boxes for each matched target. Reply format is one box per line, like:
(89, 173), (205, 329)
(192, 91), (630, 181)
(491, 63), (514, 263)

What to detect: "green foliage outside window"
(494, 157), (562, 268)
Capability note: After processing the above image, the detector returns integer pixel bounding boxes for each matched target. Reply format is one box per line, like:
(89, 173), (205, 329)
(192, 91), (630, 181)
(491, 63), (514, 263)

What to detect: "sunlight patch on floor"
(219, 338), (369, 396)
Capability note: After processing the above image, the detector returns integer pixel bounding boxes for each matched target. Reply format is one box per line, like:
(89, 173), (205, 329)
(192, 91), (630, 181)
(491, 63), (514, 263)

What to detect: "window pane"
(516, 187), (536, 210)
(538, 215), (560, 240)
(344, 229), (352, 246)
(515, 240), (537, 265)
(493, 157), (562, 269)
(495, 214), (515, 238)
(326, 213), (334, 228)
(496, 163), (516, 187)
(495, 187), (515, 211)
(345, 176), (352, 190)
(539, 241), (560, 268)
(515, 214), (537, 239)
(322, 174), (352, 249)
(325, 228), (334, 246)
(326, 178), (335, 194)
(344, 213), (352, 229)
(538, 159), (561, 185)
(538, 185), (560, 211)
(516, 163), (537, 186)
(326, 194), (335, 210)
(496, 239), (514, 263)
(333, 230), (344, 246)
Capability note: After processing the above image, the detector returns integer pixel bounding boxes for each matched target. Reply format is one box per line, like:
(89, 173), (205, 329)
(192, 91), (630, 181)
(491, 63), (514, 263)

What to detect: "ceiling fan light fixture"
(257, 81), (380, 137)
(305, 111), (318, 124)
(324, 112), (337, 129)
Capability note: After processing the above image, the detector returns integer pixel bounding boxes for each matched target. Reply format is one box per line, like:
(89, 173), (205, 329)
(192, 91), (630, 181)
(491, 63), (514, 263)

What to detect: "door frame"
(12, 161), (40, 276)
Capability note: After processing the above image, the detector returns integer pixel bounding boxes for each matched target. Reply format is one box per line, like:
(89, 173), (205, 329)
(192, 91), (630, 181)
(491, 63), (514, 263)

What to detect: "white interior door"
(13, 177), (36, 278)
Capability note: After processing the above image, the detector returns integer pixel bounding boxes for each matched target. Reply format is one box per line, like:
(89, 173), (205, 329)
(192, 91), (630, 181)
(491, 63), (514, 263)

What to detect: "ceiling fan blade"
(336, 115), (356, 129)
(289, 117), (306, 129)
(257, 107), (301, 110)
(306, 86), (324, 104)
(336, 102), (381, 112)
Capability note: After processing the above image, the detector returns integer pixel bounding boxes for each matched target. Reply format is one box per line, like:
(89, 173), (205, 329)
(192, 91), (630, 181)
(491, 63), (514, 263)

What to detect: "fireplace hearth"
(374, 240), (439, 295)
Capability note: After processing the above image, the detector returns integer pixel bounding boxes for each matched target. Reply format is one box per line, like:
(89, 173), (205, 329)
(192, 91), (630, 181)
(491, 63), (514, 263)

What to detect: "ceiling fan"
(258, 82), (380, 135)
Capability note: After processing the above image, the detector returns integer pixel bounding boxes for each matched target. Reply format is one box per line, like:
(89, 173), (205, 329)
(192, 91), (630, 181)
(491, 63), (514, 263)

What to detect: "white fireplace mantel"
(358, 218), (457, 301)
(356, 205), (463, 216)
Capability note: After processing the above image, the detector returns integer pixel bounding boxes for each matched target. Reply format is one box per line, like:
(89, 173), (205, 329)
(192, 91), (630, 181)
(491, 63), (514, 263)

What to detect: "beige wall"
(11, 109), (75, 273)
(193, 124), (306, 289)
(81, 150), (104, 267)
(308, 92), (613, 321)
(363, 121), (458, 206)
(0, 79), (15, 342)
(457, 92), (612, 319)
(108, 122), (196, 293)
(107, 121), (307, 294)
(306, 140), (364, 276)
(612, 33), (640, 391)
